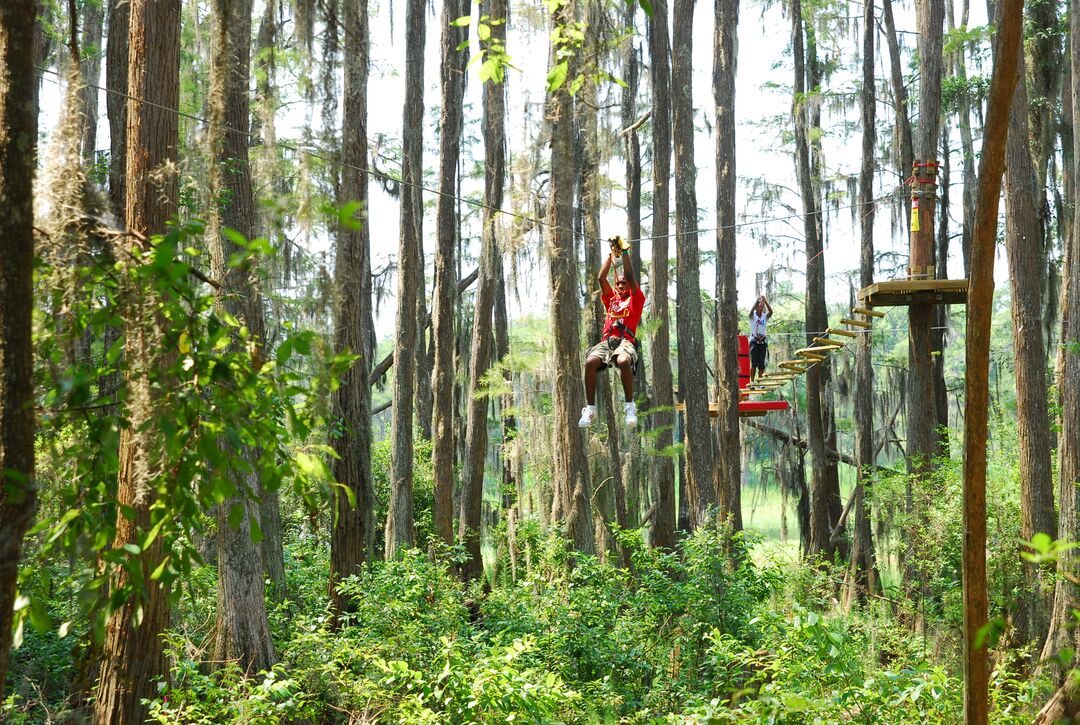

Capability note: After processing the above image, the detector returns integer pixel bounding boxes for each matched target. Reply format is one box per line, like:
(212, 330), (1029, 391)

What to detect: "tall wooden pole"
(963, 3), (1023, 722)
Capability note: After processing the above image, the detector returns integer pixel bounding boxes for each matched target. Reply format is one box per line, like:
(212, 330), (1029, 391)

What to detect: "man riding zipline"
(579, 236), (645, 429)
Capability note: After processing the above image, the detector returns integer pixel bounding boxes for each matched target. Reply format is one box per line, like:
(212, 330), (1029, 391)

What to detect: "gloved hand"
(608, 235), (630, 254)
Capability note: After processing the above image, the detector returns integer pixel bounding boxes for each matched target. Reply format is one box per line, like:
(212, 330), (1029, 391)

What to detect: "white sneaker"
(578, 405), (598, 428)
(624, 401), (637, 427)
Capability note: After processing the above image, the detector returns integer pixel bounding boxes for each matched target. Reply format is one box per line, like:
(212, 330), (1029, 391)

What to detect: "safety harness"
(609, 319), (643, 375)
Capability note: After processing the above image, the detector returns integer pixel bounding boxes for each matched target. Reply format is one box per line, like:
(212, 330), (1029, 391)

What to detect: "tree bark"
(490, 0), (515, 524)
(105, 0), (128, 221)
(79, 0), (104, 164)
(95, 1), (179, 721)
(963, 4), (1023, 721)
(846, 0), (880, 605)
(648, 0), (676, 551)
(791, 4), (831, 560)
(904, 0), (944, 627)
(1042, 0), (1080, 674)
(207, 0), (276, 674)
(948, 0), (976, 276)
(621, 2), (646, 532)
(712, 0), (741, 534)
(251, 0), (287, 600)
(385, 0), (426, 556)
(459, 8), (505, 579)
(329, 0), (378, 618)
(1004, 45), (1056, 649)
(548, 0), (595, 555)
(882, 0), (914, 221)
(431, 0), (470, 547)
(0, 0), (39, 702)
(672, 0), (717, 529)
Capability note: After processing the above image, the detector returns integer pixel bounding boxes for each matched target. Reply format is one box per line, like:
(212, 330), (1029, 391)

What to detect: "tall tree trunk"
(329, 0), (378, 616)
(904, 0), (944, 627)
(207, 0), (276, 674)
(882, 0), (914, 220)
(431, 0), (470, 547)
(1042, 0), (1080, 674)
(846, 0), (880, 605)
(385, 0), (426, 556)
(548, 0), (595, 555)
(79, 0), (104, 164)
(459, 10), (505, 579)
(804, 15), (843, 552)
(490, 0), (515, 522)
(621, 5), (646, 530)
(792, 4), (831, 560)
(672, 0), (716, 529)
(458, 238), (494, 582)
(106, 0), (128, 221)
(1030, 1), (1062, 358)
(963, 4), (1023, 720)
(712, 0), (741, 534)
(648, 0), (676, 550)
(580, 2), (627, 561)
(0, 0), (39, 702)
(1004, 46), (1056, 649)
(251, 0), (287, 601)
(95, 1), (179, 720)
(948, 0), (976, 276)
(934, 129), (950, 456)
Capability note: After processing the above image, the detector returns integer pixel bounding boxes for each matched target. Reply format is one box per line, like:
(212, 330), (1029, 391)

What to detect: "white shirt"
(751, 311), (768, 341)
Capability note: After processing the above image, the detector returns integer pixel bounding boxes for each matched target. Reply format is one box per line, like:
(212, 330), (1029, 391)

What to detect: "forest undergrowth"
(5, 514), (1049, 724)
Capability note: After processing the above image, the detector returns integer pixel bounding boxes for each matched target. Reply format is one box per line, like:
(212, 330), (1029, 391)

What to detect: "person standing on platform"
(749, 295), (773, 383)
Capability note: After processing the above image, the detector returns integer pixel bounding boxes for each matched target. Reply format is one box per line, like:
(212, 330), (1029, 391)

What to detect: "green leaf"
(106, 337), (124, 364)
(1030, 531), (1053, 554)
(292, 332), (312, 356)
(479, 57), (494, 84)
(150, 555), (171, 581)
(227, 503), (245, 530)
(338, 200), (365, 231)
(477, 22), (490, 41)
(637, 0), (653, 16)
(122, 543), (142, 556)
(277, 338), (294, 366)
(29, 599), (51, 632)
(546, 61), (568, 92)
(140, 517), (166, 552)
(178, 331), (191, 354)
(223, 227), (249, 250)
(249, 517), (264, 545)
(783, 693), (810, 712)
(569, 74), (584, 97)
(451, 14), (472, 26)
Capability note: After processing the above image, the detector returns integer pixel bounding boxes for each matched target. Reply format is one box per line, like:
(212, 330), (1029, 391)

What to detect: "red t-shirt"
(601, 283), (646, 340)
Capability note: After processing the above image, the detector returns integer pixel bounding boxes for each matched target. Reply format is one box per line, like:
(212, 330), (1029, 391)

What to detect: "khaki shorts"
(586, 336), (638, 370)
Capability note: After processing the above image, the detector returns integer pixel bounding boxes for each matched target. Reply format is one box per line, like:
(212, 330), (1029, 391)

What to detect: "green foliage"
(22, 220), (349, 653)
(371, 435), (437, 550)
(454, 4), (516, 85)
(148, 646), (316, 724)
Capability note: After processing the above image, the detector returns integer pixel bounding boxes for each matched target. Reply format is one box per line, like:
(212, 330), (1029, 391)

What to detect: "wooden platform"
(858, 278), (968, 307)
(675, 400), (791, 418)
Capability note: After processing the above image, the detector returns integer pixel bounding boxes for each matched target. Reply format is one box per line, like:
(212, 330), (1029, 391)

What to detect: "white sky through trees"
(37, 0), (997, 340)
